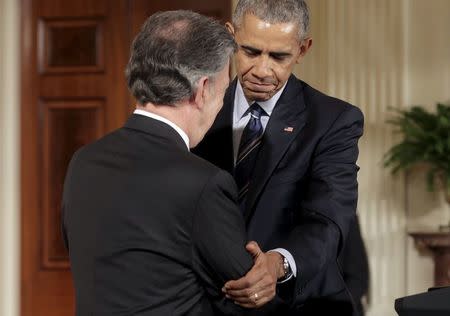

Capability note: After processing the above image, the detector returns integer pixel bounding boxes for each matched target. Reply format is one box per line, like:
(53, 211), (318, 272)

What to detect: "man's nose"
(252, 55), (272, 79)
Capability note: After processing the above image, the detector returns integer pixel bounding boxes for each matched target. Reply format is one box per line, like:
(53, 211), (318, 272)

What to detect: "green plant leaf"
(384, 103), (450, 194)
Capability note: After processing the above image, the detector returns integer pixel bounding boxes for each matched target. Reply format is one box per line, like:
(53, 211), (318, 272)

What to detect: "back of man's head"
(233, 0), (310, 41)
(126, 10), (236, 106)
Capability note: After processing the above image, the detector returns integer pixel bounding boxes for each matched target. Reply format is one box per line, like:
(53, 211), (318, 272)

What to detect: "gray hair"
(232, 0), (310, 41)
(125, 10), (236, 106)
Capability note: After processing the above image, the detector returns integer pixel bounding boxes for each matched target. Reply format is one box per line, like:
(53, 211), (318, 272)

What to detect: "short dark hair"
(233, 0), (310, 40)
(125, 10), (236, 106)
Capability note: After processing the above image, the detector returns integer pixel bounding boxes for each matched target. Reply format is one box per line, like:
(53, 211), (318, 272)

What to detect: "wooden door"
(20, 1), (230, 315)
(21, 0), (130, 315)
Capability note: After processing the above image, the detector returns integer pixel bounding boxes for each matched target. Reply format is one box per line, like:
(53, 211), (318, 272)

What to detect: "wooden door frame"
(20, 0), (40, 313)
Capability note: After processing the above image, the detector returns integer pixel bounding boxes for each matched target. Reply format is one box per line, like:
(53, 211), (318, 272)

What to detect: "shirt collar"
(133, 109), (190, 149)
(234, 80), (288, 123)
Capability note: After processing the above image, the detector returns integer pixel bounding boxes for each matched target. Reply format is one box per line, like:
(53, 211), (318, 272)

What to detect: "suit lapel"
(244, 76), (308, 222)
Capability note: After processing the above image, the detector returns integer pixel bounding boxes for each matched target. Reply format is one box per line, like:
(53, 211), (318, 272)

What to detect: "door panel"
(21, 1), (231, 315)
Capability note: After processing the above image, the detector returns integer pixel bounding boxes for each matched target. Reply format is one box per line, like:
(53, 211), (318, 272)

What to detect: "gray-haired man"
(62, 10), (266, 315)
(194, 0), (365, 315)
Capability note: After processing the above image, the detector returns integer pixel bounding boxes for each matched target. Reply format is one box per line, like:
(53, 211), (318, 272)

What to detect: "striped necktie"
(235, 103), (267, 204)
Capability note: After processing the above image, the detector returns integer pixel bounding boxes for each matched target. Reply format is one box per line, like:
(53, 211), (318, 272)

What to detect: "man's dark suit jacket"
(340, 216), (370, 316)
(62, 114), (253, 316)
(194, 75), (365, 315)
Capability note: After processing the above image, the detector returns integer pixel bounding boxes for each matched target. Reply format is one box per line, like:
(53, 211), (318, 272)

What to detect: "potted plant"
(384, 103), (450, 229)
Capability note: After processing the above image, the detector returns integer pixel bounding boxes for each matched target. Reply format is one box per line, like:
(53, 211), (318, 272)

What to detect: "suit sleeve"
(191, 169), (253, 315)
(283, 106), (364, 301)
(339, 216), (369, 302)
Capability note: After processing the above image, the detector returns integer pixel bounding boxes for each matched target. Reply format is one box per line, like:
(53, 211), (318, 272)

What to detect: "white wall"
(300, 1), (408, 314)
(404, 0), (450, 296)
(0, 0), (20, 315)
(299, 0), (450, 315)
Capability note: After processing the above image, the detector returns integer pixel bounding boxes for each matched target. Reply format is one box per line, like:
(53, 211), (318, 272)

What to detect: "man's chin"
(243, 89), (274, 102)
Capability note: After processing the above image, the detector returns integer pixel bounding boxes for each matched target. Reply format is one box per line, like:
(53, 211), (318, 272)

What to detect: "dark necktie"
(235, 103), (267, 204)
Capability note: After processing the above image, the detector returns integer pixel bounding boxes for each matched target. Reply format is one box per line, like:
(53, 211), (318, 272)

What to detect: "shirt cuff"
(269, 248), (297, 283)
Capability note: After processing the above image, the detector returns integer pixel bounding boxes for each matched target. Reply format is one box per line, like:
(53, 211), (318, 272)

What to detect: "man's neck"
(136, 103), (192, 146)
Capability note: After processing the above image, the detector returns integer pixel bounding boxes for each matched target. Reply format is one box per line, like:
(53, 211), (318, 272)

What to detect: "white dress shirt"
(134, 109), (190, 150)
(232, 81), (297, 280)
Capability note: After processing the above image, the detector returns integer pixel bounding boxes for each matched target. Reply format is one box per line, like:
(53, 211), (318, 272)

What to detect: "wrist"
(268, 252), (285, 279)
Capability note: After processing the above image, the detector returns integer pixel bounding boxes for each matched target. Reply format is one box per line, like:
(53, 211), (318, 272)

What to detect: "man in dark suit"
(193, 0), (365, 315)
(340, 216), (370, 316)
(62, 10), (266, 316)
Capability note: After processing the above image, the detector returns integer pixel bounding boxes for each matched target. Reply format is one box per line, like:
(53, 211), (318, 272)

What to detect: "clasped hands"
(222, 241), (285, 308)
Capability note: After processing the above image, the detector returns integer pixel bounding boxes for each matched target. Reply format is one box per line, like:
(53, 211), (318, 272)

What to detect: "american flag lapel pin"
(284, 127), (294, 132)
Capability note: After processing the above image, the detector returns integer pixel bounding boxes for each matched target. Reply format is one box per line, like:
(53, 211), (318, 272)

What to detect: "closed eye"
(270, 53), (291, 61)
(240, 45), (261, 57)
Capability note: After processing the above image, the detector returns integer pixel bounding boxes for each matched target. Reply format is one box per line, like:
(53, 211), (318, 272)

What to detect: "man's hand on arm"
(222, 241), (285, 308)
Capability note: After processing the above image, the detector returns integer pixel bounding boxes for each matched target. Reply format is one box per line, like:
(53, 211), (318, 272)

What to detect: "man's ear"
(296, 37), (313, 63)
(225, 22), (235, 36)
(192, 76), (209, 110)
